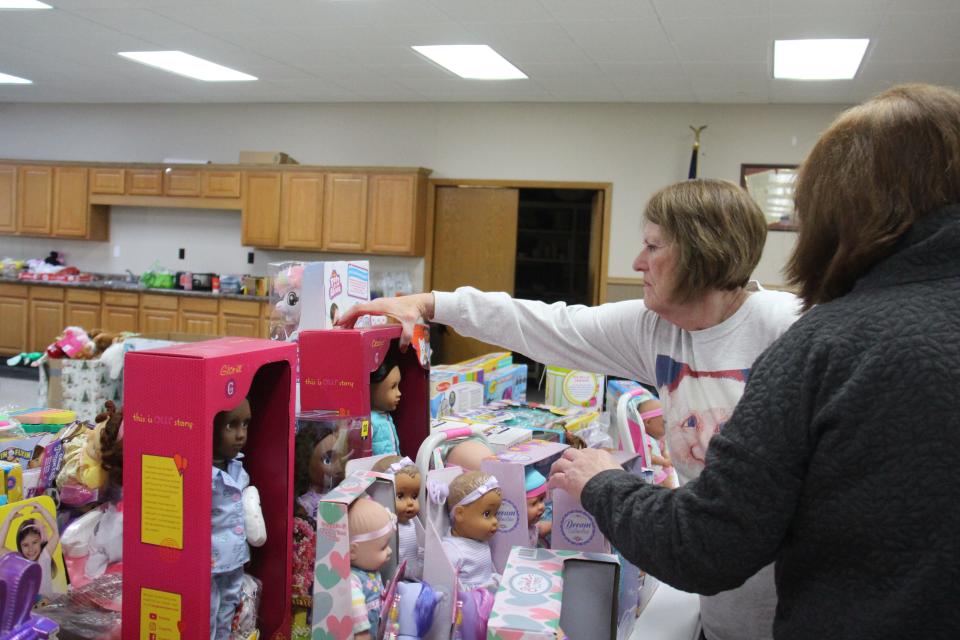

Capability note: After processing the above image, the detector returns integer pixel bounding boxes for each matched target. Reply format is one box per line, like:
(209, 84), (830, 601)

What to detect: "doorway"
(427, 179), (611, 367)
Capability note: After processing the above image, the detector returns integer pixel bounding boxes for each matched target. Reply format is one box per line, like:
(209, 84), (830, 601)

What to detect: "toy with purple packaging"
(0, 554), (58, 638)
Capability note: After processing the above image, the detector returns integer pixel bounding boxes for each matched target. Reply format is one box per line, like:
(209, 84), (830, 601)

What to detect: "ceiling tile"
(561, 19), (676, 62)
(652, 0), (768, 20)
(682, 61), (770, 94)
(769, 0), (890, 16)
(600, 61), (692, 94)
(429, 0), (553, 23)
(538, 0), (659, 22)
(871, 11), (960, 60)
(770, 11), (883, 39)
(663, 17), (769, 61)
(461, 21), (591, 64)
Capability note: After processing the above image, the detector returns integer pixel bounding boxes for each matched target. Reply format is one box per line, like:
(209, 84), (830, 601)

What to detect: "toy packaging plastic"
(268, 261), (371, 343)
(122, 337), (296, 639)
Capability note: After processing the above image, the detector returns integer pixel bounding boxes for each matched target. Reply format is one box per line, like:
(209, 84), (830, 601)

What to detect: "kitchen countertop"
(0, 275), (270, 302)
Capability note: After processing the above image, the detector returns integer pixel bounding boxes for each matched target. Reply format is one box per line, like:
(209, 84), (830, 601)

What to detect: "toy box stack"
(122, 337), (296, 639)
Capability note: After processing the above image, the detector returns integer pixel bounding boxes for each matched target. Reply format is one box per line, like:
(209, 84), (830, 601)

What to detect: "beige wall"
(0, 101), (842, 288)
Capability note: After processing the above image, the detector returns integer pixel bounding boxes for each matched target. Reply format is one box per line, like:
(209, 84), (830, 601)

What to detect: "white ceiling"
(0, 0), (958, 104)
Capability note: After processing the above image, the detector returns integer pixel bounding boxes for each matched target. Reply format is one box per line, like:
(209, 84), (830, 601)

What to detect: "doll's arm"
(243, 486), (266, 547)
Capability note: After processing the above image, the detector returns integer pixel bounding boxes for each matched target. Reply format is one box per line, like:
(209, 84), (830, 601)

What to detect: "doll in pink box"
(210, 397), (266, 640)
(370, 347), (402, 456)
(372, 455), (423, 579)
(438, 471), (501, 591)
(525, 468), (549, 548)
(348, 498), (396, 640)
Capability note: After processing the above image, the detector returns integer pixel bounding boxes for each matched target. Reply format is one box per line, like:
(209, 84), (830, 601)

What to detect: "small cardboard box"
(488, 546), (620, 640)
(451, 351), (512, 373)
(481, 439), (568, 572)
(483, 363), (527, 403)
(299, 325), (430, 458)
(41, 359), (122, 423)
(429, 365), (485, 419)
(122, 337), (296, 640)
(544, 366), (605, 409)
(300, 261), (371, 330)
(238, 151), (298, 165)
(312, 470), (400, 637)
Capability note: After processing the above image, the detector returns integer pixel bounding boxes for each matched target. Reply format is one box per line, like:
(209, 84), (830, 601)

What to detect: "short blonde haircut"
(371, 455), (420, 479)
(644, 179), (767, 303)
(348, 497), (391, 537)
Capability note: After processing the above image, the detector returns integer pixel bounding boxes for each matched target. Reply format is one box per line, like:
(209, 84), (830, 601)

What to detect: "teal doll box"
(488, 546), (620, 640)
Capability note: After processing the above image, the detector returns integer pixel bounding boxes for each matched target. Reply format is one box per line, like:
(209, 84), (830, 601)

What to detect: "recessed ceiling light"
(0, 1), (52, 8)
(0, 71), (31, 84)
(774, 39), (869, 80)
(118, 51), (257, 82)
(411, 45), (527, 80)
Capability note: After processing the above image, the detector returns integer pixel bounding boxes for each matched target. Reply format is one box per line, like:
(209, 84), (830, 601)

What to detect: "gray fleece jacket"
(583, 205), (960, 639)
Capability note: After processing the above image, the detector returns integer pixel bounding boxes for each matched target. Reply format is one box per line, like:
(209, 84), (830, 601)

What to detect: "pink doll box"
(299, 324), (430, 457)
(488, 546), (620, 640)
(312, 470), (400, 639)
(481, 440), (569, 573)
(122, 337), (296, 640)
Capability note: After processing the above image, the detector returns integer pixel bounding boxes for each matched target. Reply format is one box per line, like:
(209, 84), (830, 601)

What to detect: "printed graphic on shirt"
(655, 355), (749, 482)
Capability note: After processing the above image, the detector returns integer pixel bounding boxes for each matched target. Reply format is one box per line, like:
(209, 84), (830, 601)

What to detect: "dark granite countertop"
(0, 275), (269, 302)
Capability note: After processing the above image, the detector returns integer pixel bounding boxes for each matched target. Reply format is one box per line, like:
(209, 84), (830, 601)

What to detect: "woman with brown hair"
(340, 177), (801, 640)
(548, 83), (960, 639)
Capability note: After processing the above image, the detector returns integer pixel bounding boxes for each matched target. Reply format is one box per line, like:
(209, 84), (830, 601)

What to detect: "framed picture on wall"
(740, 164), (799, 231)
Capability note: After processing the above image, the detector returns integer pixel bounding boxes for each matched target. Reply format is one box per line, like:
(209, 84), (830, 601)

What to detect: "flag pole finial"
(689, 124), (707, 147)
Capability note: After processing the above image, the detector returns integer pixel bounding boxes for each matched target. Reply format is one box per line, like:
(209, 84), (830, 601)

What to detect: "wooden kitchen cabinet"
(52, 166), (90, 238)
(101, 291), (140, 334)
(280, 172), (324, 249)
(140, 294), (178, 334)
(65, 288), (102, 331)
(241, 172), (282, 247)
(367, 173), (425, 255)
(0, 284), (28, 354)
(219, 299), (263, 338)
(90, 168), (125, 195)
(164, 169), (201, 197)
(202, 171), (242, 198)
(17, 165), (54, 236)
(28, 287), (65, 353)
(0, 165), (16, 234)
(322, 173), (368, 251)
(126, 169), (164, 195)
(179, 297), (218, 335)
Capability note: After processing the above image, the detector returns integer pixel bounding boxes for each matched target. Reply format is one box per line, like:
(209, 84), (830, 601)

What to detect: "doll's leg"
(211, 567), (245, 640)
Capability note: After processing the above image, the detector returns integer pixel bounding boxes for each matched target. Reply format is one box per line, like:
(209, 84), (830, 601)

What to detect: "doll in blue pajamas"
(210, 397), (265, 640)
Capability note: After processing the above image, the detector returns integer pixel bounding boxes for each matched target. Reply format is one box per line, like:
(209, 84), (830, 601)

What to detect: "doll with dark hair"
(294, 423), (348, 522)
(210, 397), (266, 640)
(0, 504), (60, 599)
(370, 346), (402, 456)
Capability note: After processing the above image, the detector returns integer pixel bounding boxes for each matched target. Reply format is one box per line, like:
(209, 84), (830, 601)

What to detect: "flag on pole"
(688, 125), (707, 179)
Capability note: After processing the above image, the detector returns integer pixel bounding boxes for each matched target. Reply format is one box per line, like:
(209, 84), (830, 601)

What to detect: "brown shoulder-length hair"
(644, 179), (767, 303)
(787, 83), (960, 310)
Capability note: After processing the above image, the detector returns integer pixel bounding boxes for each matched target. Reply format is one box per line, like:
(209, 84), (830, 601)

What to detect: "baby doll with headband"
(439, 471), (502, 591)
(348, 498), (396, 640)
(441, 437), (494, 472)
(210, 397), (266, 640)
(370, 346), (402, 456)
(524, 468), (550, 548)
(372, 456), (423, 579)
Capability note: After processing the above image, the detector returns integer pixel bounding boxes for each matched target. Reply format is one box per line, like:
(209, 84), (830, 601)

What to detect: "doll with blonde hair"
(348, 498), (396, 640)
(439, 471), (501, 591)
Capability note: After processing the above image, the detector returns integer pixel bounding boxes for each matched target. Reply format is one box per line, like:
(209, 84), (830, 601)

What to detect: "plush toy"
(5, 352), (43, 367)
(87, 329), (121, 356)
(270, 263), (304, 341)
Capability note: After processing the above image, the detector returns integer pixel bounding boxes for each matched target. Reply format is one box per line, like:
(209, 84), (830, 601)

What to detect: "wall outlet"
(113, 245), (121, 258)
(178, 248), (186, 260)
(247, 251), (255, 264)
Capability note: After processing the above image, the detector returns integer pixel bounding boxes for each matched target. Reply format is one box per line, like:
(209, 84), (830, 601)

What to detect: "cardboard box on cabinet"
(122, 337), (296, 640)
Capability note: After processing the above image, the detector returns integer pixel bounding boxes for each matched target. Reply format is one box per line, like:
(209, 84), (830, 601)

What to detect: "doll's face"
(309, 433), (343, 490)
(19, 531), (42, 561)
(452, 490), (501, 542)
(640, 399), (665, 440)
(213, 398), (251, 463)
(394, 473), (421, 524)
(372, 366), (402, 413)
(526, 494), (546, 526)
(350, 531), (393, 572)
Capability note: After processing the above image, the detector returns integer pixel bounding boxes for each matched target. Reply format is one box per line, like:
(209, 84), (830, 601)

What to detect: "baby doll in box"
(438, 471), (502, 592)
(210, 397), (267, 640)
(371, 456), (423, 579)
(294, 422), (349, 522)
(348, 497), (396, 640)
(370, 346), (402, 456)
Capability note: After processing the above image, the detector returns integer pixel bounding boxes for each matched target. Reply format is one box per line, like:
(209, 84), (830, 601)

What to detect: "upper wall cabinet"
(0, 165), (15, 234)
(90, 168), (125, 195)
(279, 172), (324, 250)
(17, 165), (54, 235)
(242, 172), (282, 247)
(322, 173), (368, 252)
(367, 173), (426, 255)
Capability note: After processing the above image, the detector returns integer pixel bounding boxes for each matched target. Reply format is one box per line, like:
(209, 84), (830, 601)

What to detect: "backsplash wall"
(0, 205), (425, 290)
